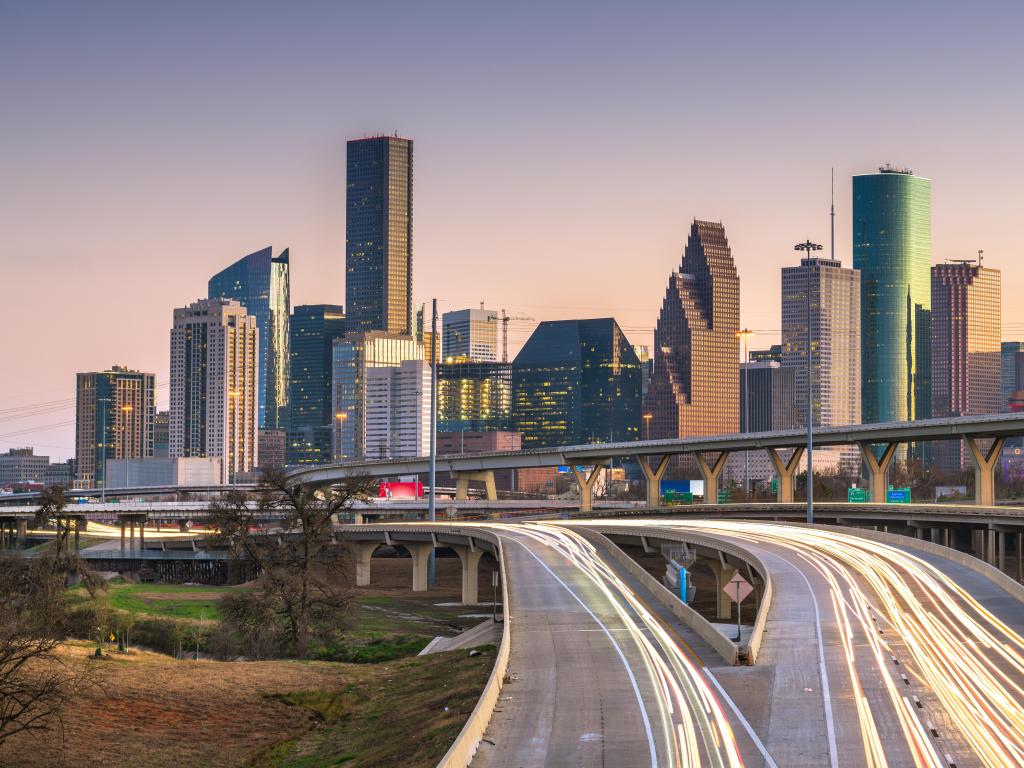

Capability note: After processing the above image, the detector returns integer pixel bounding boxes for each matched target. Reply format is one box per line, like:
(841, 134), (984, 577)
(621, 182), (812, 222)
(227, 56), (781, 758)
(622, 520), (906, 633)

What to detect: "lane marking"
(703, 669), (780, 768)
(509, 535), (659, 768)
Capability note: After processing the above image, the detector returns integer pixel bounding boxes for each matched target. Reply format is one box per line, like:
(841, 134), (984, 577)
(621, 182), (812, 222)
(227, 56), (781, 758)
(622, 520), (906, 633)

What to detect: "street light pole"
(428, 298), (438, 586)
(736, 328), (754, 497)
(794, 240), (823, 524)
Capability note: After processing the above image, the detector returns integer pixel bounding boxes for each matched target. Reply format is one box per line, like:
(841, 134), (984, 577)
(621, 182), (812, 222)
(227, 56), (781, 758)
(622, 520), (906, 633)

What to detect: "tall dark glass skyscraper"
(512, 319), (641, 449)
(287, 305), (346, 465)
(853, 166), (931, 425)
(346, 136), (413, 336)
(208, 247), (291, 430)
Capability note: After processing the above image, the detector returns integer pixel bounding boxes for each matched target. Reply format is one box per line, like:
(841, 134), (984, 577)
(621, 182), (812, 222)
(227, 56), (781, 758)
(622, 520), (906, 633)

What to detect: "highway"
(463, 520), (1024, 768)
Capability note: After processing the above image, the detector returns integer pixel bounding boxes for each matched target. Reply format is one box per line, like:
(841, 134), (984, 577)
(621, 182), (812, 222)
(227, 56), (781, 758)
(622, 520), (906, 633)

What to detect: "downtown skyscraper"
(853, 166), (932, 425)
(346, 136), (413, 336)
(287, 305), (346, 465)
(75, 366), (155, 489)
(208, 247), (291, 430)
(169, 298), (259, 484)
(931, 262), (1002, 471)
(644, 220), (740, 449)
(512, 319), (641, 448)
(781, 253), (861, 466)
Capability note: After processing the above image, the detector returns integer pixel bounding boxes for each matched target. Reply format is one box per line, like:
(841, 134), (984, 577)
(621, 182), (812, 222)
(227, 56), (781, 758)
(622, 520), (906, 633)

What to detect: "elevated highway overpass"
(349, 519), (1024, 768)
(290, 413), (1024, 509)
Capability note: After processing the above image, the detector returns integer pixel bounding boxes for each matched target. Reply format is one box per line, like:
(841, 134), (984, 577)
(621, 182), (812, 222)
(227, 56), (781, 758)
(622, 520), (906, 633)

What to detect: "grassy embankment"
(0, 641), (496, 768)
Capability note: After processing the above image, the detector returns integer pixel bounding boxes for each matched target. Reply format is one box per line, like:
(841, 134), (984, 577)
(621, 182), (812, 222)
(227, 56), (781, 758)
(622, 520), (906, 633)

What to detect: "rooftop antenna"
(978, 249), (984, 265)
(830, 168), (836, 262)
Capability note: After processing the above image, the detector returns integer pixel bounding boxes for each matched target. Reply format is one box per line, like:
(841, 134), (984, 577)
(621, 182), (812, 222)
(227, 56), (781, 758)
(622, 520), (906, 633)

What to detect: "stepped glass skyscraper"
(346, 136), (413, 336)
(644, 220), (740, 454)
(208, 247), (291, 430)
(853, 166), (932, 425)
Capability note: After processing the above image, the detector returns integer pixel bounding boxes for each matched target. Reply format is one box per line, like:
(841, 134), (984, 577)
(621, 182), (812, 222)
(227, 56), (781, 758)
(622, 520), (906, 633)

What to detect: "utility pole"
(736, 328), (754, 497)
(794, 240), (822, 524)
(428, 298), (438, 585)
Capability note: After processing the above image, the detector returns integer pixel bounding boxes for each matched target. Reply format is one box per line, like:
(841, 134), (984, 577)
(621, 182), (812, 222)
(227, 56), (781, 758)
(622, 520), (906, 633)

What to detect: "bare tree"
(208, 468), (372, 659)
(0, 553), (94, 747)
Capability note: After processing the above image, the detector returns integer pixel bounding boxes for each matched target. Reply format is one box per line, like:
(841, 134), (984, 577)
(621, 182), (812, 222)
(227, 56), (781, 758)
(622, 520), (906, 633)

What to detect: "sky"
(3, 1), (1024, 461)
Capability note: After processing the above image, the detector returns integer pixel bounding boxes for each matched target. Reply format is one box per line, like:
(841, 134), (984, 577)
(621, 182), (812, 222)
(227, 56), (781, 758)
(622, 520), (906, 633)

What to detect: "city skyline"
(5, 3), (1024, 460)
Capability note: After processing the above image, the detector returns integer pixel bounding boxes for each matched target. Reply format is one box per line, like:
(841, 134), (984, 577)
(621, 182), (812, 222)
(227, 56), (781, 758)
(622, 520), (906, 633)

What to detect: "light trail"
(581, 520), (1024, 768)
(504, 523), (749, 768)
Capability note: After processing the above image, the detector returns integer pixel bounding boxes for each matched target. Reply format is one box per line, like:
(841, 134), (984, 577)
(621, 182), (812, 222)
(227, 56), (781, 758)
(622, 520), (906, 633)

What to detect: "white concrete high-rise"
(169, 298), (259, 484)
(442, 307), (499, 362)
(782, 255), (861, 469)
(364, 359), (432, 460)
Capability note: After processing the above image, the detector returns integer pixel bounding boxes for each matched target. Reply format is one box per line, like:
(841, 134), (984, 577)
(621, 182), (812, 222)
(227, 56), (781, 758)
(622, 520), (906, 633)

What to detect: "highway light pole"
(794, 240), (822, 524)
(428, 298), (438, 586)
(736, 328), (754, 497)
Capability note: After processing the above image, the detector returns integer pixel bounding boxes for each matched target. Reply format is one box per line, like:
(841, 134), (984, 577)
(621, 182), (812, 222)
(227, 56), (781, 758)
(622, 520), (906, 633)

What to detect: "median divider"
(573, 527), (750, 666)
(436, 534), (512, 768)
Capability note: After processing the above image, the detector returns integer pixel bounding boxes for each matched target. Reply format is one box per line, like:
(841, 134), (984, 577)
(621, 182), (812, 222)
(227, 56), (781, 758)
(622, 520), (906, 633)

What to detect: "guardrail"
(585, 524), (774, 666)
(436, 533), (512, 768)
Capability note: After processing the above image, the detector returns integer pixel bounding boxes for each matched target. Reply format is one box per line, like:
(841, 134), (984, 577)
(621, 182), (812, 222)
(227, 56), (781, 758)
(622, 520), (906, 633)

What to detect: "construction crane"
(500, 309), (535, 363)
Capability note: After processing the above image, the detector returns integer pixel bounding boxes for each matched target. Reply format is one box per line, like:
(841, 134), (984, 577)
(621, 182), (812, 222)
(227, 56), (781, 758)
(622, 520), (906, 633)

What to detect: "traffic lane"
(471, 529), (661, 768)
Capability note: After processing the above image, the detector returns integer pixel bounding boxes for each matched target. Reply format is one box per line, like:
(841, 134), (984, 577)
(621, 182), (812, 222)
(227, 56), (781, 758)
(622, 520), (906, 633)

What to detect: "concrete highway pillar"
(407, 542), (435, 592)
(129, 521), (136, 554)
(15, 519), (26, 545)
(351, 541), (377, 587)
(451, 544), (484, 605)
(965, 436), (1006, 507)
(569, 464), (607, 513)
(1018, 533), (1023, 583)
(455, 471), (498, 501)
(765, 447), (804, 503)
(120, 520), (126, 555)
(858, 442), (899, 503)
(694, 452), (730, 504)
(986, 528), (997, 566)
(138, 520), (145, 551)
(943, 527), (951, 548)
(998, 531), (1007, 572)
(638, 455), (671, 508)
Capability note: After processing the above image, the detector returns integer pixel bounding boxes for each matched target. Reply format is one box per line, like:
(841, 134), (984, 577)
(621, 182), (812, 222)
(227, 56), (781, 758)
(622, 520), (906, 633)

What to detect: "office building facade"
(645, 220), (740, 449)
(0, 448), (50, 486)
(1001, 342), (1024, 411)
(75, 366), (155, 489)
(169, 299), (259, 484)
(512, 318), (641, 449)
(781, 256), (861, 429)
(364, 359), (431, 460)
(437, 361), (513, 433)
(740, 362), (798, 433)
(331, 333), (423, 461)
(288, 305), (346, 465)
(853, 166), (932, 424)
(208, 246), (291, 430)
(931, 262), (1002, 471)
(346, 136), (413, 335)
(443, 307), (499, 362)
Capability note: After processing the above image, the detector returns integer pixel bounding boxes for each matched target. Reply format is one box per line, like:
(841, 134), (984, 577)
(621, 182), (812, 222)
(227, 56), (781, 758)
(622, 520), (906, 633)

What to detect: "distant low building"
(0, 448), (49, 485)
(437, 431), (521, 491)
(105, 457), (223, 488)
(44, 460), (74, 488)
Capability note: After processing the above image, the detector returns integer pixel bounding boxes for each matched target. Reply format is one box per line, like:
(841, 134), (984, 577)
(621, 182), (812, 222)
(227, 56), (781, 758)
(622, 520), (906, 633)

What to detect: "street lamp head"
(794, 240), (823, 253)
(335, 412), (347, 421)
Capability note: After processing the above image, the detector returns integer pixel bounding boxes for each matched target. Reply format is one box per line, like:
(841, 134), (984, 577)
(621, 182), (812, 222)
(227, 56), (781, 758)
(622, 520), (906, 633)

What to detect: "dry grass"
(0, 643), (351, 768)
(0, 638), (496, 768)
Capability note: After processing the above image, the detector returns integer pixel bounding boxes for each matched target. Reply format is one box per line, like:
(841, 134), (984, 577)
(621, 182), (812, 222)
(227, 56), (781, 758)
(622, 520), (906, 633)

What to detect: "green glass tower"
(853, 166), (931, 425)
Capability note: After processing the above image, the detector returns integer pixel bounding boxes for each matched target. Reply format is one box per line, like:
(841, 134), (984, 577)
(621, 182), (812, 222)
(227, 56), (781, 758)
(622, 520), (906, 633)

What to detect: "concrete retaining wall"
(436, 535), (512, 768)
(590, 525), (775, 665)
(574, 527), (744, 665)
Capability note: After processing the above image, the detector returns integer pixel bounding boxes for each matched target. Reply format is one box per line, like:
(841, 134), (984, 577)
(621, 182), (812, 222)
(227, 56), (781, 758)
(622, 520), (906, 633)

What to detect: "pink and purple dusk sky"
(3, 1), (1023, 460)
